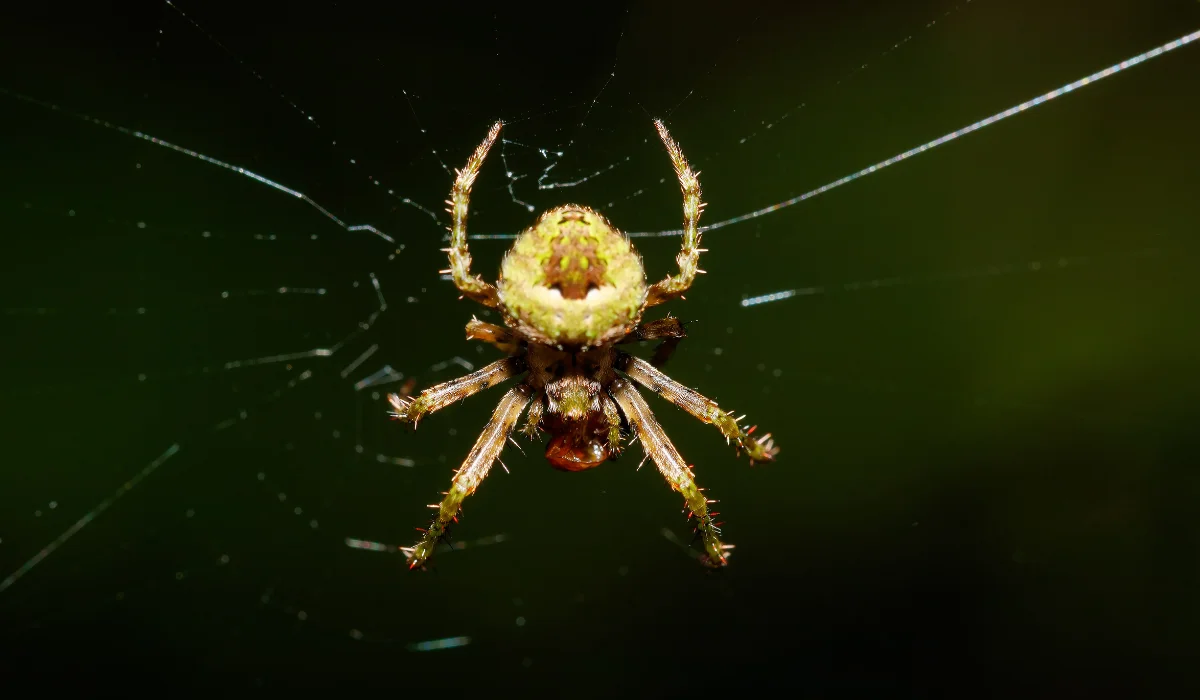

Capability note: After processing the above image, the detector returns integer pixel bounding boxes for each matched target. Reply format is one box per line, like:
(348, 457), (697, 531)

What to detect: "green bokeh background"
(2, 0), (1198, 693)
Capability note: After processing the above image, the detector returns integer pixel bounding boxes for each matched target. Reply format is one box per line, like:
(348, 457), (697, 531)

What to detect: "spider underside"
(389, 120), (778, 569)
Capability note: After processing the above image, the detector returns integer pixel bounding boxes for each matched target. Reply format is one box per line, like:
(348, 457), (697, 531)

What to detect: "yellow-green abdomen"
(498, 205), (646, 347)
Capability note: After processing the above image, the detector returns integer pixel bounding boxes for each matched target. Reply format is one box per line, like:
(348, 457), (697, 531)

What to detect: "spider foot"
(399, 545), (428, 571)
(403, 506), (459, 571)
(745, 432), (779, 464)
(686, 510), (731, 568)
(697, 539), (734, 568)
(403, 526), (448, 571)
(700, 545), (734, 569)
(387, 392), (428, 427)
(735, 423), (778, 464)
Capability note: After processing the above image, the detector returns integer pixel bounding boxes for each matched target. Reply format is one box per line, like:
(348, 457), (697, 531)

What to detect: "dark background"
(1, 0), (1198, 694)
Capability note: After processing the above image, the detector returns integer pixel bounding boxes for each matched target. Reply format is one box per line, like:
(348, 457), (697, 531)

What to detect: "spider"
(389, 119), (778, 569)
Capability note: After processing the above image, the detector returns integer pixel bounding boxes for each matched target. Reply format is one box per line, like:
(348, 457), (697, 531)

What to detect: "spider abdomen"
(497, 205), (647, 347)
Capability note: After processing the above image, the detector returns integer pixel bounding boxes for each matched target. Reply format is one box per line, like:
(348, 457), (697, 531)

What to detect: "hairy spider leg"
(464, 318), (520, 354)
(403, 385), (532, 569)
(444, 120), (503, 307)
(647, 120), (707, 307)
(609, 379), (731, 567)
(617, 353), (778, 464)
(620, 316), (688, 343)
(389, 356), (525, 428)
(618, 316), (689, 367)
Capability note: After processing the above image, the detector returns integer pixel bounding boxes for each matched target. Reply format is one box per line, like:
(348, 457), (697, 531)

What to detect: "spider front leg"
(647, 120), (707, 307)
(609, 379), (731, 567)
(617, 353), (778, 463)
(442, 121), (502, 308)
(404, 385), (532, 569)
(389, 356), (525, 428)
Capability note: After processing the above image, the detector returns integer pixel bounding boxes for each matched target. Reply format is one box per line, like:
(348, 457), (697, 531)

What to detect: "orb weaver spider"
(389, 120), (778, 569)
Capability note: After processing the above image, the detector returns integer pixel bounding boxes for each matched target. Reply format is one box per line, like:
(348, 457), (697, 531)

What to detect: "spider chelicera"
(389, 120), (778, 569)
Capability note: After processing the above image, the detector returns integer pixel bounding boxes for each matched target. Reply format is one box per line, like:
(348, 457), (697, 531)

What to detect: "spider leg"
(443, 121), (502, 308)
(616, 353), (778, 464)
(648, 337), (684, 368)
(389, 356), (525, 428)
(404, 385), (532, 569)
(646, 120), (706, 307)
(620, 316), (688, 343)
(608, 379), (731, 567)
(618, 316), (688, 367)
(465, 317), (520, 354)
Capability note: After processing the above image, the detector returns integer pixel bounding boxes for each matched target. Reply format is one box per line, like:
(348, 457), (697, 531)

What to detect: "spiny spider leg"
(620, 316), (688, 343)
(609, 379), (731, 567)
(404, 385), (532, 569)
(647, 120), (707, 307)
(616, 353), (778, 463)
(443, 120), (502, 307)
(648, 337), (683, 368)
(389, 356), (525, 428)
(618, 316), (688, 367)
(465, 317), (520, 354)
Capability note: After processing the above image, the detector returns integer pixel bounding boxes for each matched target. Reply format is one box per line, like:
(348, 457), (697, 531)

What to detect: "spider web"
(2, 0), (1198, 692)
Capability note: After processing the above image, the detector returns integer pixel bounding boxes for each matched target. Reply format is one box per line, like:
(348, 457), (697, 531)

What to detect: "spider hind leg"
(445, 121), (503, 308)
(647, 120), (706, 307)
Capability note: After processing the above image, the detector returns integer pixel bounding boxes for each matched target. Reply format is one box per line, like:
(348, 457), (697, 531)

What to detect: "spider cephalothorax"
(389, 120), (778, 569)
